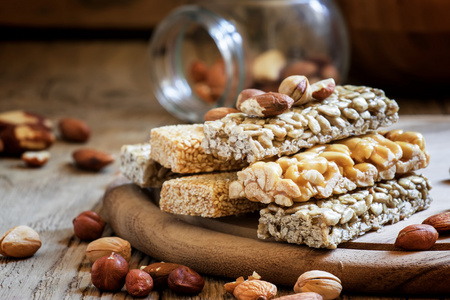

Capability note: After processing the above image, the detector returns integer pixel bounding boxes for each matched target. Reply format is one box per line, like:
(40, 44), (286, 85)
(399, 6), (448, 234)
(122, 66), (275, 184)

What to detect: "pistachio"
(294, 270), (342, 300)
(0, 225), (42, 258)
(86, 237), (131, 263)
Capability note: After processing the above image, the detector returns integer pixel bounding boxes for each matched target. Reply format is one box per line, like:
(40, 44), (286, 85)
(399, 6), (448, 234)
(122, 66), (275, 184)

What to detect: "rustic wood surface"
(1, 41), (450, 299)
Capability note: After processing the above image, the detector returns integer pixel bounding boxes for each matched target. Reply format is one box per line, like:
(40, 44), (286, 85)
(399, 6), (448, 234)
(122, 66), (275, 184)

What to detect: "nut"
(142, 262), (183, 289)
(278, 75), (312, 106)
(58, 117), (90, 143)
(193, 82), (215, 104)
(72, 148), (115, 171)
(204, 107), (240, 121)
(21, 150), (50, 168)
(125, 269), (154, 297)
(225, 271), (261, 294)
(252, 49), (287, 83)
(238, 92), (294, 117)
(86, 237), (131, 263)
(189, 60), (209, 83)
(0, 124), (55, 155)
(294, 270), (342, 300)
(73, 211), (106, 241)
(91, 252), (129, 292)
(167, 265), (204, 294)
(394, 224), (438, 250)
(422, 212), (450, 233)
(0, 110), (53, 130)
(0, 225), (42, 258)
(276, 292), (324, 300)
(311, 78), (335, 101)
(236, 89), (266, 110)
(233, 279), (277, 300)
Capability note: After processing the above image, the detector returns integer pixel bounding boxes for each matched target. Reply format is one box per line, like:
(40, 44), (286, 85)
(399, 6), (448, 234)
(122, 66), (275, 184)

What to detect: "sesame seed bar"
(150, 124), (248, 174)
(202, 85), (399, 163)
(160, 172), (263, 218)
(120, 144), (181, 188)
(258, 174), (432, 249)
(230, 130), (430, 206)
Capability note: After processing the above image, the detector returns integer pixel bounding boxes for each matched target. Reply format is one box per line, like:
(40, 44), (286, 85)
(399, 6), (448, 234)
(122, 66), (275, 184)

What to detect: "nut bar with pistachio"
(230, 130), (430, 206)
(202, 85), (399, 163)
(258, 174), (432, 249)
(160, 172), (263, 218)
(150, 124), (248, 174)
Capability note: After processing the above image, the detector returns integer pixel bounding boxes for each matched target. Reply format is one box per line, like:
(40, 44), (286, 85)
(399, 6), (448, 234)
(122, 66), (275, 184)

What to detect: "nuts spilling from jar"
(0, 225), (42, 258)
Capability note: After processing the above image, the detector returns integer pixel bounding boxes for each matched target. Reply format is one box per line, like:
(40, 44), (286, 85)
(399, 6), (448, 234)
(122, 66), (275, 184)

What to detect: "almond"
(238, 92), (294, 117)
(236, 88), (265, 110)
(422, 212), (450, 233)
(204, 107), (239, 121)
(311, 78), (335, 101)
(58, 117), (90, 143)
(394, 224), (438, 251)
(21, 150), (50, 168)
(72, 148), (114, 171)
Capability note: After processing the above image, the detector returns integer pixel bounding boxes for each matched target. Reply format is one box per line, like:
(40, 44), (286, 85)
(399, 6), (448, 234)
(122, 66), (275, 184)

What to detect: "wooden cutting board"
(102, 116), (450, 295)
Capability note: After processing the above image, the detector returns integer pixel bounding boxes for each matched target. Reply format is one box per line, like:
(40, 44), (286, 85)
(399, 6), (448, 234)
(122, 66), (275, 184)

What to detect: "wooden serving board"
(102, 116), (450, 295)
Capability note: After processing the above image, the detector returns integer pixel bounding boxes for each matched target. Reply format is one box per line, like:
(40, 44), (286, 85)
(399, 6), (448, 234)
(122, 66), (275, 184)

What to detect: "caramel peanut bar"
(120, 144), (181, 188)
(230, 130), (430, 206)
(160, 172), (263, 218)
(150, 124), (248, 174)
(202, 85), (399, 163)
(258, 174), (432, 249)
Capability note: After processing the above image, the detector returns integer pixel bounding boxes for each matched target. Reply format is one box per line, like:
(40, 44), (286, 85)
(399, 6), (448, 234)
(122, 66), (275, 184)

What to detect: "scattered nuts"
(233, 279), (277, 300)
(276, 292), (324, 300)
(167, 265), (204, 294)
(278, 75), (312, 106)
(73, 211), (106, 241)
(72, 148), (114, 171)
(422, 212), (450, 233)
(125, 269), (154, 297)
(311, 78), (335, 101)
(0, 225), (42, 258)
(252, 49), (287, 83)
(204, 107), (240, 121)
(86, 236), (131, 263)
(236, 89), (266, 110)
(142, 262), (183, 289)
(294, 270), (342, 300)
(91, 252), (129, 292)
(21, 150), (50, 168)
(225, 271), (261, 294)
(58, 117), (91, 143)
(238, 92), (294, 117)
(394, 224), (438, 250)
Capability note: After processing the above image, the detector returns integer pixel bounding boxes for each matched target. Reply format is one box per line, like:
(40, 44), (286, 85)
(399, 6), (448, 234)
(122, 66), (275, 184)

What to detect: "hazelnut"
(142, 262), (182, 289)
(278, 75), (312, 106)
(73, 211), (106, 241)
(126, 269), (154, 297)
(91, 252), (129, 292)
(21, 150), (50, 168)
(204, 107), (240, 121)
(0, 225), (42, 258)
(294, 270), (342, 300)
(394, 224), (438, 250)
(86, 237), (131, 263)
(58, 117), (91, 143)
(233, 279), (277, 300)
(422, 212), (450, 233)
(72, 148), (115, 172)
(238, 92), (294, 117)
(167, 266), (204, 294)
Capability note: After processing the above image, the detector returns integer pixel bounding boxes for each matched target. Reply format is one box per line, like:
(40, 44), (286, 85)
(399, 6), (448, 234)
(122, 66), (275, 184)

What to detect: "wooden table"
(1, 41), (449, 299)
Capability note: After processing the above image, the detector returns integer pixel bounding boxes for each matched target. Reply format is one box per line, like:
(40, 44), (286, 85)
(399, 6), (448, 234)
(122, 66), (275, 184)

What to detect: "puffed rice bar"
(202, 85), (399, 163)
(160, 172), (263, 218)
(151, 124), (248, 174)
(258, 174), (432, 249)
(120, 144), (181, 188)
(230, 130), (430, 206)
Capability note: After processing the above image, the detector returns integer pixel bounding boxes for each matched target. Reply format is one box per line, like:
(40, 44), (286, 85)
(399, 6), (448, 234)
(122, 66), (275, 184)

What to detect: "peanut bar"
(258, 174), (432, 249)
(229, 130), (430, 206)
(202, 85), (399, 163)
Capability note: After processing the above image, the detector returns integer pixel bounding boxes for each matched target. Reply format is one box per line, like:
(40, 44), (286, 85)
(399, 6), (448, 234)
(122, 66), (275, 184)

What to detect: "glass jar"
(148, 0), (349, 123)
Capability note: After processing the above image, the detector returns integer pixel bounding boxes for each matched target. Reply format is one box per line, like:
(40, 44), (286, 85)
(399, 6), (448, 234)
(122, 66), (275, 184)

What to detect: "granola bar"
(150, 124), (248, 174)
(120, 144), (180, 188)
(202, 85), (399, 163)
(258, 174), (432, 249)
(229, 130), (430, 206)
(160, 172), (263, 218)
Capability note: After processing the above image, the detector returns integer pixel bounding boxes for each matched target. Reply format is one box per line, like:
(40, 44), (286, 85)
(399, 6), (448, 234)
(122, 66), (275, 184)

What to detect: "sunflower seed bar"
(230, 130), (430, 206)
(202, 85), (399, 163)
(151, 124), (248, 174)
(120, 144), (181, 188)
(160, 172), (263, 218)
(258, 174), (432, 249)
